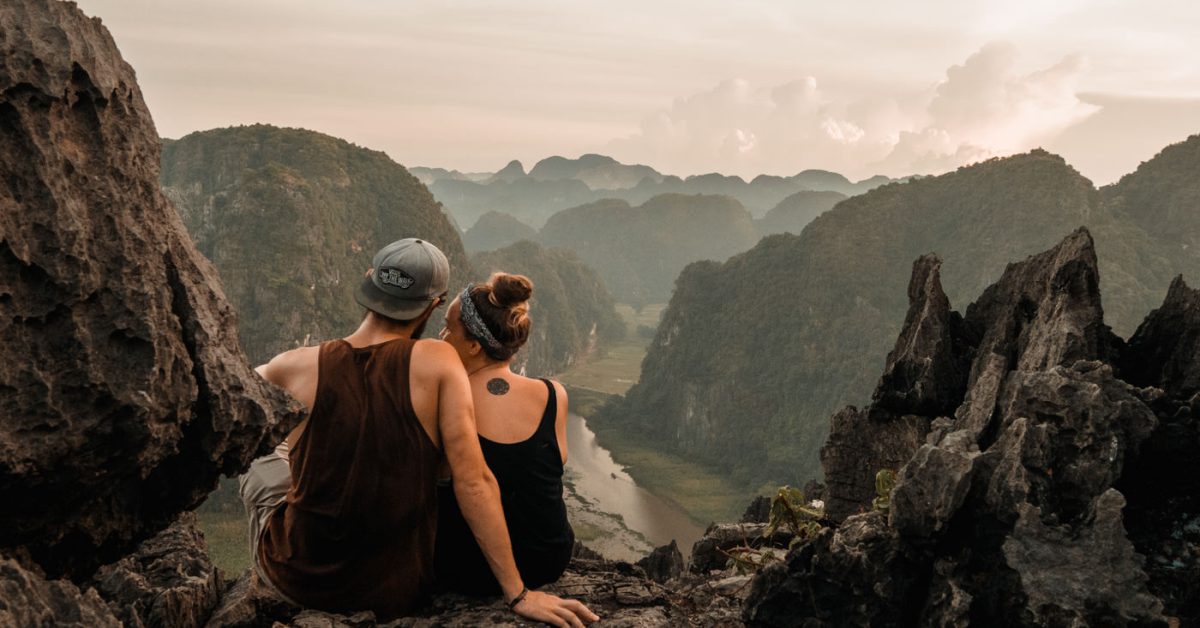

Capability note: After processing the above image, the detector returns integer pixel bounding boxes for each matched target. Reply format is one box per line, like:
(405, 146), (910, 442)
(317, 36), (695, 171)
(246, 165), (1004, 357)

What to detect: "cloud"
(607, 42), (1099, 179)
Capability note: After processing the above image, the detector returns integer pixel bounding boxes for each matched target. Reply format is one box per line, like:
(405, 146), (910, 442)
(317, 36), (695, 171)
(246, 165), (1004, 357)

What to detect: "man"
(239, 238), (597, 627)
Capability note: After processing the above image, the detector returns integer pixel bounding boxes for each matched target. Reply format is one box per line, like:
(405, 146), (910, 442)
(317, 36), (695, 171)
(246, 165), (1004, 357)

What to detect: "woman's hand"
(512, 590), (599, 627)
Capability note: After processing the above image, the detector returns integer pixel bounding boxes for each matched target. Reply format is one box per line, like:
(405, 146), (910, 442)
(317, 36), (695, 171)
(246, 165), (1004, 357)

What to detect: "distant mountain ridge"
(595, 138), (1200, 487)
(421, 154), (896, 228)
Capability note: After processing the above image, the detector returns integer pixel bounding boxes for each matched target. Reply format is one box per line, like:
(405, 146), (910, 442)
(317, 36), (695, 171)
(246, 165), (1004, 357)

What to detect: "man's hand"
(513, 590), (599, 628)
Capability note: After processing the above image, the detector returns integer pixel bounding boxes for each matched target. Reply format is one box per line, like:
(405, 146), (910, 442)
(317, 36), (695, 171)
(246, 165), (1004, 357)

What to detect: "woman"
(435, 272), (575, 594)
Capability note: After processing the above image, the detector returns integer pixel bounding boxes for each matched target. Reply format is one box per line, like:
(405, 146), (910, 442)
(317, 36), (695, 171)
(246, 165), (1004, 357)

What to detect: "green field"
(557, 304), (664, 396)
(198, 509), (252, 576)
(584, 420), (749, 524)
(560, 303), (750, 525)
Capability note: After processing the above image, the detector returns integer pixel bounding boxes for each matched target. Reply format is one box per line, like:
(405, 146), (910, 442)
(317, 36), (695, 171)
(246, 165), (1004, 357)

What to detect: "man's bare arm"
(431, 342), (597, 627)
(255, 346), (319, 447)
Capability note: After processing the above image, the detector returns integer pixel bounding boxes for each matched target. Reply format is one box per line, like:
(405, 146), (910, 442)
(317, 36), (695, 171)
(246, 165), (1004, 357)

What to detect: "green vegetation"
(198, 510), (251, 575)
(557, 303), (663, 395)
(872, 470), (897, 514)
(471, 240), (624, 377)
(162, 124), (471, 364)
(596, 142), (1200, 488)
(723, 485), (826, 574)
(583, 419), (746, 525)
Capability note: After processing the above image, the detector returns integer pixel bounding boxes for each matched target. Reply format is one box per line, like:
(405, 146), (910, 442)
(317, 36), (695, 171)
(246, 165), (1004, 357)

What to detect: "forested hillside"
(538, 194), (759, 306)
(462, 211), (538, 253)
(597, 143), (1196, 486)
(754, 190), (847, 237)
(471, 240), (625, 376)
(161, 125), (471, 364)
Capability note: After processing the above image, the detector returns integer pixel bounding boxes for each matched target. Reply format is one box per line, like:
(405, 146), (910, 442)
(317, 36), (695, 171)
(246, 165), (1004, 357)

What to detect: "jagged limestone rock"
(823, 256), (970, 522)
(888, 431), (978, 538)
(871, 255), (974, 417)
(0, 556), (121, 627)
(90, 513), (222, 628)
(820, 409), (928, 522)
(1122, 275), (1200, 397)
(1117, 277), (1200, 622)
(0, 0), (303, 577)
(1003, 490), (1163, 625)
(635, 541), (684, 584)
(748, 231), (1185, 626)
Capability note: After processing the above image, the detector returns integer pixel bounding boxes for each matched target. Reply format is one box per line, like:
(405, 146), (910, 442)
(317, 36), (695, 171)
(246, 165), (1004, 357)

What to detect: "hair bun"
(487, 272), (533, 308)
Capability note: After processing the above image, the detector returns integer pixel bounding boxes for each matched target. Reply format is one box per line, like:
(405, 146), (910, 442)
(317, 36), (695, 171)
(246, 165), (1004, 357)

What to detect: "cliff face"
(161, 125), (471, 364)
(745, 231), (1199, 626)
(471, 240), (625, 376)
(0, 0), (302, 578)
(600, 148), (1191, 486)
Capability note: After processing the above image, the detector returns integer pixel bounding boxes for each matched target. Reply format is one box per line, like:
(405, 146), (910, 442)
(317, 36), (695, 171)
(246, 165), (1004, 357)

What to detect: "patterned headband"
(459, 285), (502, 351)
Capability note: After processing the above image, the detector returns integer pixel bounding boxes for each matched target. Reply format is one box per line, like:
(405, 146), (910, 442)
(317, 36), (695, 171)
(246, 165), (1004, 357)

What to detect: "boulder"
(0, 0), (304, 577)
(635, 541), (684, 584)
(739, 496), (771, 524)
(0, 556), (121, 627)
(90, 513), (222, 628)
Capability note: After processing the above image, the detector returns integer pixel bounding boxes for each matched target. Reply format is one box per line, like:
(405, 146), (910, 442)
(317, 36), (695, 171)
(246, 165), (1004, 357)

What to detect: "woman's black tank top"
(434, 379), (574, 594)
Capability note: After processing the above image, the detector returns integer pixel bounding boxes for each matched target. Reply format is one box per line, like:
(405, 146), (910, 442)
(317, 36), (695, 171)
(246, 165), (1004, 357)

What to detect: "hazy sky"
(77, 0), (1200, 184)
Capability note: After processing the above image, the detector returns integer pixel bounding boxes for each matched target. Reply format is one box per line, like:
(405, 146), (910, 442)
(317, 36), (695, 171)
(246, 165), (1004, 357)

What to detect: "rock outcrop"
(0, 557), (121, 627)
(90, 513), (223, 628)
(746, 230), (1196, 625)
(0, 0), (302, 578)
(207, 554), (748, 627)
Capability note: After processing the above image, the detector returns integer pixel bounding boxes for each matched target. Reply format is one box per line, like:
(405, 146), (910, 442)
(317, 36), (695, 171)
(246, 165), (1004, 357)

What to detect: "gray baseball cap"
(354, 238), (450, 320)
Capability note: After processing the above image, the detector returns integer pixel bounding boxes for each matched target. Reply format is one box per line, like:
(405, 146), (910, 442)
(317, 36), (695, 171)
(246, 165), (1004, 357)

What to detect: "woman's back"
(434, 374), (574, 594)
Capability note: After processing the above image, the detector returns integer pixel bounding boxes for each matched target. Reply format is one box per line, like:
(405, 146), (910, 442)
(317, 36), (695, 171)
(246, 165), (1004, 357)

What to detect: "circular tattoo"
(487, 378), (510, 396)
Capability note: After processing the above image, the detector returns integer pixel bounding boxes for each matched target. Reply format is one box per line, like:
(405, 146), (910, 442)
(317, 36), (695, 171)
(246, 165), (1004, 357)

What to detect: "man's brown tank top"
(258, 338), (440, 619)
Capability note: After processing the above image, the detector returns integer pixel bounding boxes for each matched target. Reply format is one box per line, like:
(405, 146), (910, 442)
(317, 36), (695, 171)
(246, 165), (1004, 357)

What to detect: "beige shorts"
(238, 442), (300, 605)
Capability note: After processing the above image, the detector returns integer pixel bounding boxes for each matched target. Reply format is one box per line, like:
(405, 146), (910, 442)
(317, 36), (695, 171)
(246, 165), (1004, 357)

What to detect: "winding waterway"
(565, 414), (706, 560)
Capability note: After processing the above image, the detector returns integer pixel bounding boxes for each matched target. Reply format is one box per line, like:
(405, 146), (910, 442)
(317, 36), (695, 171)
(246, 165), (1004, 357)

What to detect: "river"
(564, 414), (707, 561)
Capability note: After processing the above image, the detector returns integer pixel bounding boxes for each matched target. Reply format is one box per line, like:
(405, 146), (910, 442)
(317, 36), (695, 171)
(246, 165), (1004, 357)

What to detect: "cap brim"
(354, 275), (435, 321)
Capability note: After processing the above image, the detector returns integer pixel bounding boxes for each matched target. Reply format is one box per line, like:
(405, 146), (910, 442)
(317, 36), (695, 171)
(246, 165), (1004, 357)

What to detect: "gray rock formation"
(0, 556), (121, 627)
(635, 541), (684, 584)
(747, 230), (1194, 626)
(0, 0), (302, 577)
(821, 256), (973, 522)
(90, 513), (222, 628)
(1116, 276), (1200, 622)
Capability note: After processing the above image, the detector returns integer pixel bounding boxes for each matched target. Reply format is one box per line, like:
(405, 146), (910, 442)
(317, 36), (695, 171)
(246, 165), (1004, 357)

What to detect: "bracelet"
(507, 586), (529, 609)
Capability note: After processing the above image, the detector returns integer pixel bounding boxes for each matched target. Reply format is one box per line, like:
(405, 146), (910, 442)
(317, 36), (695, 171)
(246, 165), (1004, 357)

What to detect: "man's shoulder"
(410, 339), (458, 365)
(256, 344), (321, 382)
